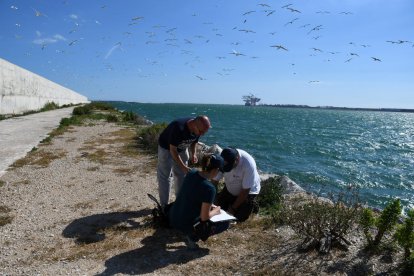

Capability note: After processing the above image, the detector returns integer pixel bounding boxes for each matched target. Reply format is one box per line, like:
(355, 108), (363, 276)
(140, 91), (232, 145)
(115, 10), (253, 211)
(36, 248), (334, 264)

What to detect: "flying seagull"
(195, 75), (206, 80)
(270, 45), (288, 51)
(229, 50), (245, 56)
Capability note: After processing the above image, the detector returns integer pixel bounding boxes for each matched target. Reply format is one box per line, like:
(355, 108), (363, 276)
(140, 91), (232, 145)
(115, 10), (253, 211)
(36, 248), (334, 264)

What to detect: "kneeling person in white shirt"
(213, 147), (261, 222)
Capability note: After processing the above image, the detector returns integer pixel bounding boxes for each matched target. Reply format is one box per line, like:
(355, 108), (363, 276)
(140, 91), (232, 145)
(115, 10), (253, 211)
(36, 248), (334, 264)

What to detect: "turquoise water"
(109, 101), (414, 211)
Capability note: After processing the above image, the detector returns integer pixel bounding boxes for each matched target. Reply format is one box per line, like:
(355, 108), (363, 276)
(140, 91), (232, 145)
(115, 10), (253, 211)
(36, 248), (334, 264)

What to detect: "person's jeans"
(157, 145), (189, 206)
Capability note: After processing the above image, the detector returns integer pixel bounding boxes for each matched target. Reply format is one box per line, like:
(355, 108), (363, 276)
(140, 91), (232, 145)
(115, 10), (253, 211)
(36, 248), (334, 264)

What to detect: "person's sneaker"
(185, 236), (199, 249)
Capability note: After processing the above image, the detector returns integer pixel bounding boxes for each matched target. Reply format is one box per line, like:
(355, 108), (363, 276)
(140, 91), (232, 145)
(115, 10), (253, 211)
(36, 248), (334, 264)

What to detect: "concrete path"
(0, 107), (75, 177)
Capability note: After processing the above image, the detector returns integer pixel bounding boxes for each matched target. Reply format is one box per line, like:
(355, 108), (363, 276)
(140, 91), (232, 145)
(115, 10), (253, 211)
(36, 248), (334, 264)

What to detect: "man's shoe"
(185, 236), (199, 249)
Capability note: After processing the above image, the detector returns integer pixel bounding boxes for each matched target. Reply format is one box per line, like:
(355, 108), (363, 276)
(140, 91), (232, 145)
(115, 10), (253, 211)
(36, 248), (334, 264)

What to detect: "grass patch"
(14, 179), (30, 185)
(0, 205), (13, 226)
(0, 180), (5, 187)
(72, 200), (95, 210)
(11, 150), (67, 168)
(86, 149), (109, 164)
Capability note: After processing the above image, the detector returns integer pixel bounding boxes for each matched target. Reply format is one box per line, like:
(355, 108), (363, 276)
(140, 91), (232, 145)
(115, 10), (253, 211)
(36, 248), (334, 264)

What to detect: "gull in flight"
(229, 50), (245, 56)
(270, 45), (288, 51)
(284, 18), (299, 26)
(32, 8), (47, 17)
(239, 29), (256, 33)
(242, 10), (256, 16)
(68, 40), (78, 46)
(371, 57), (382, 62)
(287, 7), (301, 13)
(311, 47), (323, 52)
(195, 75), (206, 80)
(307, 25), (323, 35)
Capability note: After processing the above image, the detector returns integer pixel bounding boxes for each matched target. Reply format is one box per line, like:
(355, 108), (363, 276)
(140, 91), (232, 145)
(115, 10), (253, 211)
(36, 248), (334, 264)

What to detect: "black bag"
(148, 194), (173, 228)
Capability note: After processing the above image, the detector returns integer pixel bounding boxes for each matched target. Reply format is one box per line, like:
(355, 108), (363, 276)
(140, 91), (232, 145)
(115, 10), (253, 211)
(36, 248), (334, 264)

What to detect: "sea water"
(109, 101), (414, 211)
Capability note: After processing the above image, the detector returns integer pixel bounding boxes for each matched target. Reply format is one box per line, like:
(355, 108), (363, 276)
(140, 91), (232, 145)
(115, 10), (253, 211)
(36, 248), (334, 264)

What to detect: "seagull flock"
(5, 2), (413, 86)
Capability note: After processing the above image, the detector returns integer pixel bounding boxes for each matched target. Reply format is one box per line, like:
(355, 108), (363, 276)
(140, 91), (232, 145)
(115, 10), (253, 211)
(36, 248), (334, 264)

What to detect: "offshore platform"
(242, 93), (261, 106)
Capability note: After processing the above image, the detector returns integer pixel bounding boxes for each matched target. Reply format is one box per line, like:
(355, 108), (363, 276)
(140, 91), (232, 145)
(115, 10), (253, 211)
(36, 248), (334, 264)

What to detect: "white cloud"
(53, 34), (67, 41)
(32, 34), (67, 45)
(69, 14), (78, 20)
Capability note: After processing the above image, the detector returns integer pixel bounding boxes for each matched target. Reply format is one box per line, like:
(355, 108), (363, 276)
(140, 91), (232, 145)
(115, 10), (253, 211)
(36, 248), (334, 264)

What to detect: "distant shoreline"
(99, 100), (414, 114)
(257, 104), (414, 113)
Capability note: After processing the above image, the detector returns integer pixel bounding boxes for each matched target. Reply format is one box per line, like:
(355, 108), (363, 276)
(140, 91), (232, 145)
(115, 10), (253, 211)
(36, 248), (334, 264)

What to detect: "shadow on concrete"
(62, 209), (152, 244)
(96, 227), (209, 275)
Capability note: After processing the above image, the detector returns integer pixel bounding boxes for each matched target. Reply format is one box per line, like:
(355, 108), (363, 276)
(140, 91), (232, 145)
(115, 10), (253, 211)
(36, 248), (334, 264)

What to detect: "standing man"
(214, 147), (261, 222)
(157, 115), (211, 207)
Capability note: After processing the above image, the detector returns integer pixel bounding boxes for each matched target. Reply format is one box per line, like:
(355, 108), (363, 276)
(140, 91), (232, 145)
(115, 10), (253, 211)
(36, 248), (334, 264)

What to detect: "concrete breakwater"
(0, 58), (89, 115)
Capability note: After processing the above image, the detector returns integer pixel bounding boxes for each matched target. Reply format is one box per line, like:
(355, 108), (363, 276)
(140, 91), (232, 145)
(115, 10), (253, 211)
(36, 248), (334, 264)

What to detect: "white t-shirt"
(214, 149), (261, 196)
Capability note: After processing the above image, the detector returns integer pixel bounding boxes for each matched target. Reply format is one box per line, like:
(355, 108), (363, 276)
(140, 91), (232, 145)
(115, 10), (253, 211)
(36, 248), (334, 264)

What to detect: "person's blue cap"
(209, 154), (224, 170)
(221, 147), (238, 172)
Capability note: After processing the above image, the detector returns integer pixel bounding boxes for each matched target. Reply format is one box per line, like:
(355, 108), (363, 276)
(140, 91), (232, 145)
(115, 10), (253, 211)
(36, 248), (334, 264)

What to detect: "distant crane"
(242, 93), (261, 106)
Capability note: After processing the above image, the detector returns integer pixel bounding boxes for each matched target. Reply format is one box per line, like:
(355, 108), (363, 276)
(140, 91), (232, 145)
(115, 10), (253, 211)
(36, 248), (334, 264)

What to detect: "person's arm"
(228, 188), (250, 215)
(189, 141), (198, 164)
(200, 202), (221, 221)
(169, 144), (190, 174)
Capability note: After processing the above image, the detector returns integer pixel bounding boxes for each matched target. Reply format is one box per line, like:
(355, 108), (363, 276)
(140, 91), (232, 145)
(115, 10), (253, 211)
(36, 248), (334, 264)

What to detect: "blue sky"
(1, 0), (413, 108)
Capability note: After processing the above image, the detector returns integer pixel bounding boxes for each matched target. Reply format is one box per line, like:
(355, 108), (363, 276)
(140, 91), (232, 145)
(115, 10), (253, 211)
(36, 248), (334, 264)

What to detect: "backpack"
(147, 193), (173, 228)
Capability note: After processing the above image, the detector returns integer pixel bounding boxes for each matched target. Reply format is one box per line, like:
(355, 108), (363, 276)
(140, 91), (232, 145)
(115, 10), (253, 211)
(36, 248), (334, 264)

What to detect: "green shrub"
(360, 207), (376, 245)
(73, 105), (92, 115)
(256, 176), (284, 215)
(89, 101), (115, 111)
(395, 209), (414, 259)
(59, 116), (82, 127)
(360, 198), (402, 250)
(283, 187), (362, 253)
(402, 253), (414, 275)
(122, 111), (150, 125)
(137, 123), (167, 153)
(40, 101), (59, 112)
(106, 114), (119, 122)
(374, 199), (402, 247)
(122, 111), (136, 122)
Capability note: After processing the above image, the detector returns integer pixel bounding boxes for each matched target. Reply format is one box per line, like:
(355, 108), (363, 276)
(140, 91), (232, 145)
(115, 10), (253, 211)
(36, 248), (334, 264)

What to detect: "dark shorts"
(215, 186), (258, 222)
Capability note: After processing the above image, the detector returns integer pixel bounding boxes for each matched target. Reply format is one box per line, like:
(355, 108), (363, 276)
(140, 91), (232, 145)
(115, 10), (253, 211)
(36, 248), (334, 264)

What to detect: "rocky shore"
(0, 119), (403, 275)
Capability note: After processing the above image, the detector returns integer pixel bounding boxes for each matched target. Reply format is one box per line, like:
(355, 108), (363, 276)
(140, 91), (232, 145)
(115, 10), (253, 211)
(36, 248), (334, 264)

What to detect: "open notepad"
(210, 209), (237, 223)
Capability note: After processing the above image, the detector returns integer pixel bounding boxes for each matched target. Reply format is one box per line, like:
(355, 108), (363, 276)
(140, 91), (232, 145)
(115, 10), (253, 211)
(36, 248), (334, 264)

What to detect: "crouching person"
(168, 154), (230, 249)
(214, 147), (261, 222)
